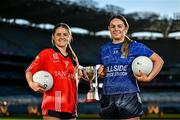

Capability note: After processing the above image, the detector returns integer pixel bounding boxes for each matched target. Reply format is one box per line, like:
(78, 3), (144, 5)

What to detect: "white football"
(132, 56), (153, 75)
(33, 71), (53, 91)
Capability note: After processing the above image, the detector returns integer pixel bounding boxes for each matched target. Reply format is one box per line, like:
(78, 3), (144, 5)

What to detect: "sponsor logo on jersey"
(106, 65), (128, 77)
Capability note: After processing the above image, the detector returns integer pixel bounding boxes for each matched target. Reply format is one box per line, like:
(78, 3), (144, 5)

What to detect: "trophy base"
(84, 99), (96, 103)
(85, 91), (96, 102)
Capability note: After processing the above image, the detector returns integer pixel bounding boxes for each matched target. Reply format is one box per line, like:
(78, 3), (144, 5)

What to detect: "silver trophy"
(80, 66), (100, 102)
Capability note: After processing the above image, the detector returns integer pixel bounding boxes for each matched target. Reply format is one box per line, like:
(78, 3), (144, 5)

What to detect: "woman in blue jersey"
(98, 15), (164, 120)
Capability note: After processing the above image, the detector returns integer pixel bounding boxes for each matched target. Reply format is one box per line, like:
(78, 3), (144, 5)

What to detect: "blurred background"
(0, 0), (180, 119)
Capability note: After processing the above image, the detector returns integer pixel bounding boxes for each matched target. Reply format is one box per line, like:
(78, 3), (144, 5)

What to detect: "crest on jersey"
(53, 53), (60, 62)
(53, 53), (59, 60)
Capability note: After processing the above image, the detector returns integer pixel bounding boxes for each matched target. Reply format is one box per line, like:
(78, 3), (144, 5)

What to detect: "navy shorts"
(47, 110), (76, 119)
(99, 92), (144, 119)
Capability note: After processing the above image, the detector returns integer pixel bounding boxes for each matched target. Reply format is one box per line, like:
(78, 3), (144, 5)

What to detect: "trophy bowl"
(83, 66), (96, 81)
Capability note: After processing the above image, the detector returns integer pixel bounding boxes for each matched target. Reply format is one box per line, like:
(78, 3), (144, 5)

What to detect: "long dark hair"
(109, 15), (132, 58)
(52, 23), (79, 67)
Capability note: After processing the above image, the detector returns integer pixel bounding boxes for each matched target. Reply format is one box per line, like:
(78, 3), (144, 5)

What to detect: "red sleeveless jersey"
(26, 48), (77, 115)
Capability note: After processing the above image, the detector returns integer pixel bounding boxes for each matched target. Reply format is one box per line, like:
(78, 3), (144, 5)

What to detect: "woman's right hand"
(28, 81), (45, 93)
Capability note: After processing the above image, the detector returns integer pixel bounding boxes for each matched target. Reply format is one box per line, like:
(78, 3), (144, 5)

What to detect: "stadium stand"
(0, 22), (180, 87)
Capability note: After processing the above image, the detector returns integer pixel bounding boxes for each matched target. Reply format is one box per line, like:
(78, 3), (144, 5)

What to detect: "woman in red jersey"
(25, 23), (81, 120)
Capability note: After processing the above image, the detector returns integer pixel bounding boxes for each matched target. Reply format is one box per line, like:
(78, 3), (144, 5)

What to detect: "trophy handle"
(94, 68), (99, 101)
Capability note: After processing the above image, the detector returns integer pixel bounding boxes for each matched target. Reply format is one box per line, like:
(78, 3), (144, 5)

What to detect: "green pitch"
(0, 114), (180, 119)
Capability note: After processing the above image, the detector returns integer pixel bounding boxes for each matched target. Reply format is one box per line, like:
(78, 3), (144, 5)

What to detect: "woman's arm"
(25, 71), (45, 93)
(134, 52), (164, 82)
(148, 52), (164, 81)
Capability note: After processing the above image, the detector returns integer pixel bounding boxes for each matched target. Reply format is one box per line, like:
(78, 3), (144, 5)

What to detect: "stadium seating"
(0, 22), (180, 115)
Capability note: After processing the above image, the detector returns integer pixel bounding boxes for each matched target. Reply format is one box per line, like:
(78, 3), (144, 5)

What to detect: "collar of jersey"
(52, 46), (69, 58)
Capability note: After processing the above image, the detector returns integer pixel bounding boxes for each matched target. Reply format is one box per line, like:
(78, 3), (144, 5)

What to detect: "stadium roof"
(0, 0), (180, 35)
(0, 0), (110, 32)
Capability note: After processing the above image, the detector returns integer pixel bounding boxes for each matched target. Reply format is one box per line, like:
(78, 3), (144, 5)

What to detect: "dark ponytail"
(121, 36), (133, 58)
(67, 45), (78, 66)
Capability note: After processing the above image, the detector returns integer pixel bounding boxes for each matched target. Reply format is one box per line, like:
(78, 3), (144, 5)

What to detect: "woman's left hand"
(134, 71), (151, 82)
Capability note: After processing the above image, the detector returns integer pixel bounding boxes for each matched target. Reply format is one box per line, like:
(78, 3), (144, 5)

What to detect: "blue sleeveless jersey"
(99, 41), (154, 95)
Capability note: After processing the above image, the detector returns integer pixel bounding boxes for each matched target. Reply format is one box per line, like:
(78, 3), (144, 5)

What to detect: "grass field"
(79, 114), (180, 119)
(0, 114), (180, 120)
